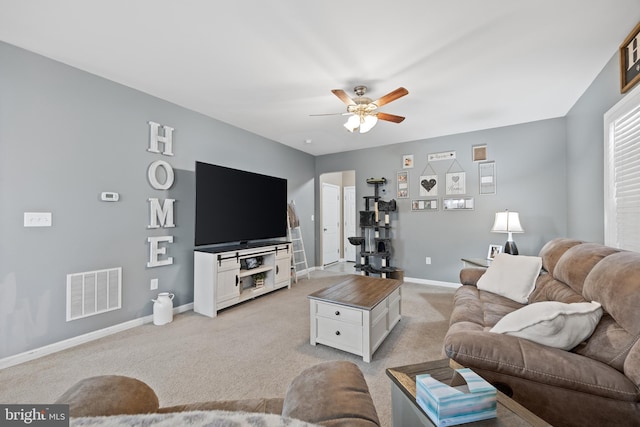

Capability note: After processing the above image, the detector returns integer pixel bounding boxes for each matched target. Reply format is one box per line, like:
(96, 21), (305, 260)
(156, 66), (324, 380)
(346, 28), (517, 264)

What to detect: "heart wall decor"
(420, 175), (438, 196)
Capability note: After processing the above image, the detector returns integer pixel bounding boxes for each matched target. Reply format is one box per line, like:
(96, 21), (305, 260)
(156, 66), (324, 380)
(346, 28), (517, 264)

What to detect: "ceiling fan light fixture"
(344, 114), (360, 132)
(359, 114), (378, 133)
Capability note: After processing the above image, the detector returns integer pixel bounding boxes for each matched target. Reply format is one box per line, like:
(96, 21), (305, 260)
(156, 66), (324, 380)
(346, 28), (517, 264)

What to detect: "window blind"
(605, 91), (640, 251)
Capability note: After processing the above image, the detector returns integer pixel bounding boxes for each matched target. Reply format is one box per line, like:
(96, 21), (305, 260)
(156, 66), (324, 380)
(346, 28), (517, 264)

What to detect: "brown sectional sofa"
(444, 238), (640, 426)
(56, 360), (380, 426)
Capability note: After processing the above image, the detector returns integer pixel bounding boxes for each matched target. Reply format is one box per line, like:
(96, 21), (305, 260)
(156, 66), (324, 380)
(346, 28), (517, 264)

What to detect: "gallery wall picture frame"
(445, 171), (466, 195)
(396, 171), (409, 199)
(620, 21), (640, 93)
(403, 154), (414, 169)
(419, 175), (438, 196)
(472, 145), (487, 161)
(487, 244), (502, 260)
(411, 198), (438, 211)
(443, 197), (474, 210)
(479, 161), (496, 195)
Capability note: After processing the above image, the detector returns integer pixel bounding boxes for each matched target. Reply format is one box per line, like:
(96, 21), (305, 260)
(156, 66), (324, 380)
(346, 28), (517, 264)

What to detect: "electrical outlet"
(24, 212), (52, 227)
(425, 257), (432, 265)
(150, 278), (158, 290)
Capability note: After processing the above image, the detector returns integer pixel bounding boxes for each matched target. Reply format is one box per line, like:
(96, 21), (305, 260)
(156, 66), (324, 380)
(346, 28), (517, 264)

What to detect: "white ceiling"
(2, 1), (640, 156)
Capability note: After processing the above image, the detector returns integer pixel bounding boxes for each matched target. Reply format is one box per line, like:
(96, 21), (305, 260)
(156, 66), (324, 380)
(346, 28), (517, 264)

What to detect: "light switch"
(150, 278), (159, 290)
(24, 212), (52, 227)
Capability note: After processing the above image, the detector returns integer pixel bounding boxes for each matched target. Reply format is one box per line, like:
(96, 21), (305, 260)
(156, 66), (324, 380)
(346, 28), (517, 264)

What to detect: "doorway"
(319, 171), (356, 266)
(322, 183), (340, 265)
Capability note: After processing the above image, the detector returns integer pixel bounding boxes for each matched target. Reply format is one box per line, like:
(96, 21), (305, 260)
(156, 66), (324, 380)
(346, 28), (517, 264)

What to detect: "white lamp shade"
(359, 115), (378, 133)
(344, 114), (360, 132)
(491, 211), (524, 233)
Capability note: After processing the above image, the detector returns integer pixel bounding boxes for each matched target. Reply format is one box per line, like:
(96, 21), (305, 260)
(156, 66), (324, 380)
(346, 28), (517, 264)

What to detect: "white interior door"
(343, 186), (356, 262)
(322, 183), (340, 265)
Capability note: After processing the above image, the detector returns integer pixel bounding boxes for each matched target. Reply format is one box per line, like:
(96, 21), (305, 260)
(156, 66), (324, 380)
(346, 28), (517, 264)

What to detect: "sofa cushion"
(553, 243), (620, 295)
(282, 361), (380, 427)
(490, 301), (603, 350)
(476, 253), (542, 304)
(581, 251), (640, 381)
(538, 238), (583, 275)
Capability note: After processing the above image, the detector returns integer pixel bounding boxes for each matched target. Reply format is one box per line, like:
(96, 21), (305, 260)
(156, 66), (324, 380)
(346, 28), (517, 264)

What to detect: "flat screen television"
(195, 161), (288, 247)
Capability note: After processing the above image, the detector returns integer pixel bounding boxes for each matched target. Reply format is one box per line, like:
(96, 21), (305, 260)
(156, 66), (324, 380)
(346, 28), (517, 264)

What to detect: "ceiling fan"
(317, 85), (409, 133)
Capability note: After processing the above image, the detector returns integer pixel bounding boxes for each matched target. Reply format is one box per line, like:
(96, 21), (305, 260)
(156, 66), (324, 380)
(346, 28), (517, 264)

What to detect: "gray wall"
(566, 54), (628, 241)
(315, 119), (568, 283)
(0, 39), (625, 360)
(0, 42), (315, 359)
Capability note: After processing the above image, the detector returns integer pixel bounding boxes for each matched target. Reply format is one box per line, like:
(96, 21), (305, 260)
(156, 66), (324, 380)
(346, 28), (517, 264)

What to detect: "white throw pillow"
(490, 301), (603, 350)
(476, 253), (542, 303)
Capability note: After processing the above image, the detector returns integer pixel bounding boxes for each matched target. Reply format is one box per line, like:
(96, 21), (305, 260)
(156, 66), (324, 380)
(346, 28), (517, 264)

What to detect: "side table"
(386, 359), (550, 427)
(461, 257), (492, 269)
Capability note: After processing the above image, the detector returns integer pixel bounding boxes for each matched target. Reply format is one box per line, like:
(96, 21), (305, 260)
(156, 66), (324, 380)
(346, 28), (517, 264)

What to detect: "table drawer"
(316, 317), (363, 352)
(315, 301), (362, 325)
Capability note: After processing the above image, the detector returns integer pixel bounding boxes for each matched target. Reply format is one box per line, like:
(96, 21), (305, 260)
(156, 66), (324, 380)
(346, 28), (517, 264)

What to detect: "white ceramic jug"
(151, 292), (175, 325)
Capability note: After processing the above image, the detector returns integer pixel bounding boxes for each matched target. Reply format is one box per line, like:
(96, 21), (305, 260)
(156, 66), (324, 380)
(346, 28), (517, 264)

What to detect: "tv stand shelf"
(194, 242), (292, 318)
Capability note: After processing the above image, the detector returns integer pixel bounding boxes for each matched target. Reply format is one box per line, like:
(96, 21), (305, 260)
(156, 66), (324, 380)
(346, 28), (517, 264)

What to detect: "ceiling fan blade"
(373, 87), (409, 108)
(331, 89), (356, 106)
(310, 112), (350, 116)
(377, 112), (405, 123)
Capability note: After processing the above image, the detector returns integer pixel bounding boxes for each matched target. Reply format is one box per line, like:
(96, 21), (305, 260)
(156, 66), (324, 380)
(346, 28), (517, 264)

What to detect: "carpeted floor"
(0, 269), (455, 427)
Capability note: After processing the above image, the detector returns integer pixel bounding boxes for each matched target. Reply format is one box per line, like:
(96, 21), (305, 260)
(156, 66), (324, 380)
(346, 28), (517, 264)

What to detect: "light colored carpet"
(0, 269), (455, 427)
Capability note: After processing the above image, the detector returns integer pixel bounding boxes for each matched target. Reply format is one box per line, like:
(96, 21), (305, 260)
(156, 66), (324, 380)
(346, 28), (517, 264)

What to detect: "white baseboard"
(404, 276), (460, 289)
(0, 303), (193, 370)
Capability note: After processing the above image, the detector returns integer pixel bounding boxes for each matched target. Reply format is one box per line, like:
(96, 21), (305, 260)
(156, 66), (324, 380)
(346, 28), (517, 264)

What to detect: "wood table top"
(307, 274), (402, 310)
(386, 359), (551, 427)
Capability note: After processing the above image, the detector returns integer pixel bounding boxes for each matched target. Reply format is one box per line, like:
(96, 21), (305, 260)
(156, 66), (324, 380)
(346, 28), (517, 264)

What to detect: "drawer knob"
(335, 331), (341, 336)
(335, 311), (340, 316)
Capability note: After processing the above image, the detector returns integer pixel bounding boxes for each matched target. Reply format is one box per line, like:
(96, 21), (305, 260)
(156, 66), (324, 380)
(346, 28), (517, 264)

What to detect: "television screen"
(195, 162), (287, 246)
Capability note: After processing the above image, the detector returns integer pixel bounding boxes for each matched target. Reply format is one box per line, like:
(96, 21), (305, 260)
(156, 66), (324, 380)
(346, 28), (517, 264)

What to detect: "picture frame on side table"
(487, 244), (502, 260)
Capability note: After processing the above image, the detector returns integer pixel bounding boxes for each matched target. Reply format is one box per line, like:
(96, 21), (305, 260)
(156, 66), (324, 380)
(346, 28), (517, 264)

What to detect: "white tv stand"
(194, 241), (292, 318)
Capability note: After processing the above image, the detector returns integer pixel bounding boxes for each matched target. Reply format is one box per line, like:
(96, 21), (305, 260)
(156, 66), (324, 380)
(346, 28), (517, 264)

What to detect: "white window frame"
(604, 82), (640, 251)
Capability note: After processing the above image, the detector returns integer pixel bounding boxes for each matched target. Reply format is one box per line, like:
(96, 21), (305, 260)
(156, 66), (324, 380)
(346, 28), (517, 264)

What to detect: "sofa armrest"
(282, 361), (380, 426)
(55, 375), (159, 417)
(444, 330), (639, 401)
(459, 268), (486, 285)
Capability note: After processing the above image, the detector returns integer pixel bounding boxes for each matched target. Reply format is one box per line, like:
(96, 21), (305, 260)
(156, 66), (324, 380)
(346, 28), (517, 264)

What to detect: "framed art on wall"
(620, 21), (640, 93)
(397, 171), (409, 198)
(411, 198), (438, 211)
(479, 161), (496, 195)
(445, 172), (466, 195)
(443, 197), (474, 210)
(473, 145), (487, 161)
(403, 154), (414, 169)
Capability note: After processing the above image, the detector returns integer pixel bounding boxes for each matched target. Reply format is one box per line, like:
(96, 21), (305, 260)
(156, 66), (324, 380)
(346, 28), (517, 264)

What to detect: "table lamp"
(491, 210), (524, 255)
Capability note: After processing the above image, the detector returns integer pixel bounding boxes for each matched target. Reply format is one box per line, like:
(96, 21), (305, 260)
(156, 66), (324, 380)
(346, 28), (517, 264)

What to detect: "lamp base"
(504, 241), (519, 255)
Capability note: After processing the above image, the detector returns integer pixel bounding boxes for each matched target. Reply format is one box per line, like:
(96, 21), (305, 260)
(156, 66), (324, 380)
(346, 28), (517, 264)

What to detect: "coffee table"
(308, 275), (402, 362)
(386, 359), (551, 426)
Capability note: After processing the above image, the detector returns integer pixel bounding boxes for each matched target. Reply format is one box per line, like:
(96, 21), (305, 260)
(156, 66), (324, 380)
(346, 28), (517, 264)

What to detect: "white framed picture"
(419, 174), (438, 196)
(487, 244), (502, 260)
(397, 171), (409, 198)
(403, 154), (414, 169)
(445, 171), (466, 195)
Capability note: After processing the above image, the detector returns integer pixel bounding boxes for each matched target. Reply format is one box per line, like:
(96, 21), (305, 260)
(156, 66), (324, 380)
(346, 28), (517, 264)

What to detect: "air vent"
(66, 267), (122, 321)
